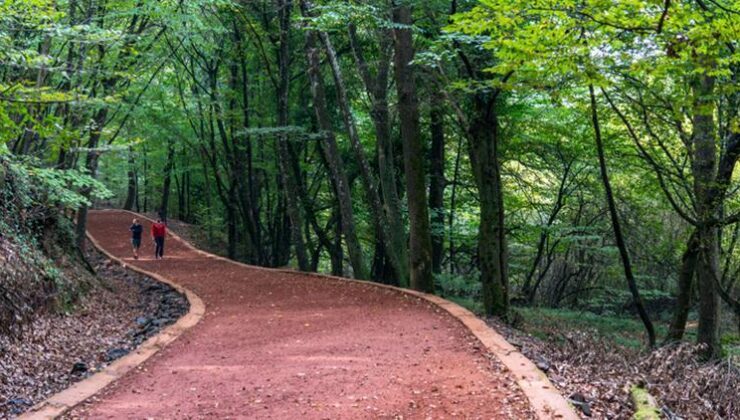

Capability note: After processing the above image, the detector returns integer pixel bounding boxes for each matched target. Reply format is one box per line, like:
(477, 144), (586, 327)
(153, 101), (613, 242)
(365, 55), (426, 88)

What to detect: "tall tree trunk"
(392, 4), (434, 293)
(301, 15), (368, 279)
(75, 108), (108, 249)
(160, 138), (175, 221)
(226, 199), (238, 259)
(468, 98), (508, 316)
(448, 135), (464, 274)
(330, 204), (344, 276)
(429, 92), (446, 275)
(348, 24), (409, 285)
(237, 23), (262, 265)
(589, 85), (656, 348)
(199, 154), (213, 242)
(123, 148), (137, 211)
(275, 0), (309, 271)
(175, 155), (187, 221)
(522, 162), (571, 303)
(310, 12), (405, 284)
(691, 73), (722, 359)
(135, 168), (141, 213)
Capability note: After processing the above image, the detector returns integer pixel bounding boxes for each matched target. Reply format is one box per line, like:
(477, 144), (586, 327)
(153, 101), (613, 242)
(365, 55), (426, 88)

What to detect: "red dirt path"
(69, 210), (535, 419)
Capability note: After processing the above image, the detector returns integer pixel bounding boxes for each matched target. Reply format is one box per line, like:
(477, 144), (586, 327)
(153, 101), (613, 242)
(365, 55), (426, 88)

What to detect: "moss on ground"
(630, 385), (660, 420)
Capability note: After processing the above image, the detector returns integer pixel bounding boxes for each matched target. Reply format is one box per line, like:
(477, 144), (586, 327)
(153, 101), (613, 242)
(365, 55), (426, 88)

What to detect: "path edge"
(19, 227), (206, 420)
(111, 209), (577, 420)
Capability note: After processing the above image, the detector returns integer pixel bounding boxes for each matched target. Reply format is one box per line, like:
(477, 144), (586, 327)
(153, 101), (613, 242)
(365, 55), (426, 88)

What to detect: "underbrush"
(510, 308), (739, 418)
(516, 307), (663, 349)
(435, 272), (738, 354)
(0, 153), (108, 334)
(492, 316), (739, 419)
(435, 273), (484, 314)
(436, 273), (739, 417)
(515, 307), (739, 358)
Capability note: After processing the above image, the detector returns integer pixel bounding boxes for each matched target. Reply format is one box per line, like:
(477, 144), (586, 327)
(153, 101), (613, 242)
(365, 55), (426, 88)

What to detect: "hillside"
(0, 155), (94, 334)
(0, 156), (187, 417)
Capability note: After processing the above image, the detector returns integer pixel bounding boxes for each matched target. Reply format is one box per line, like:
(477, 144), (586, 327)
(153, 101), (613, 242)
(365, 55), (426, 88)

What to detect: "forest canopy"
(2, 0), (740, 366)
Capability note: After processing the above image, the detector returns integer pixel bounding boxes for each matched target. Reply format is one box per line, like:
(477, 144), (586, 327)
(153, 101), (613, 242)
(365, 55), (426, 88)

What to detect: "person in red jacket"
(151, 218), (167, 260)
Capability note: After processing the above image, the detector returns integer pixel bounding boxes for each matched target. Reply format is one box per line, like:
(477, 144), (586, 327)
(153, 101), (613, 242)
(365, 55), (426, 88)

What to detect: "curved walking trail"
(65, 210), (545, 418)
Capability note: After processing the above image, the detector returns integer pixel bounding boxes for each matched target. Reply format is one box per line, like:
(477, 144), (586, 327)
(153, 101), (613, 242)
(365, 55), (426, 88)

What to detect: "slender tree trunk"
(123, 148), (137, 210)
(310, 12), (405, 283)
(300, 13), (368, 279)
(185, 168), (191, 222)
(375, 107), (410, 283)
(347, 24), (409, 285)
(227, 199), (238, 259)
(330, 204), (344, 276)
(589, 85), (656, 348)
(75, 108), (108, 249)
(392, 4), (434, 293)
(199, 154), (213, 242)
(522, 162), (570, 303)
(429, 92), (446, 274)
(160, 137), (175, 221)
(275, 0), (309, 271)
(143, 143), (149, 213)
(448, 135), (463, 274)
(175, 156), (186, 221)
(665, 230), (699, 342)
(235, 23), (262, 264)
(135, 168), (141, 213)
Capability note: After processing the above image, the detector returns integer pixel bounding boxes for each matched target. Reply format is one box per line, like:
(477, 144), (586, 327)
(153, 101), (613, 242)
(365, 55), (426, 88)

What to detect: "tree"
(450, 0), (740, 357)
(589, 85), (656, 348)
(392, 3), (434, 293)
(300, 0), (369, 279)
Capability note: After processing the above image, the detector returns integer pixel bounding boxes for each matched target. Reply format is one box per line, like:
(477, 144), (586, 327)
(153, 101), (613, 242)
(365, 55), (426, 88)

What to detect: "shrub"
(0, 153), (110, 334)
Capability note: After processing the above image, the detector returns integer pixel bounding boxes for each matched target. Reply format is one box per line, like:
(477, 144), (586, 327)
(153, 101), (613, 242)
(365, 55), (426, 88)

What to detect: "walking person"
(151, 218), (167, 260)
(130, 218), (143, 260)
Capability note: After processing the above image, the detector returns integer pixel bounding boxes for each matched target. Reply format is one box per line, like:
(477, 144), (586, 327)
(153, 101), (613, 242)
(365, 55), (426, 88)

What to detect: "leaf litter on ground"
(0, 242), (188, 418)
(488, 318), (739, 419)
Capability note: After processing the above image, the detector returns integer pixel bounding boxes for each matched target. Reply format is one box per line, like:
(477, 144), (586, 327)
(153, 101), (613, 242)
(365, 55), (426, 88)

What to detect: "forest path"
(70, 210), (535, 419)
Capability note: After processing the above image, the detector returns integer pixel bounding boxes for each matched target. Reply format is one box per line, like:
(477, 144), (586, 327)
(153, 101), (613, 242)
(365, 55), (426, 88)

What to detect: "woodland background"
(1, 2), (740, 416)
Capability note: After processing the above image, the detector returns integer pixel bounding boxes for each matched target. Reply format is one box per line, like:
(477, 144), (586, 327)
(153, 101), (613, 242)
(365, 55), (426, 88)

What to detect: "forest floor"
(489, 309), (740, 419)
(0, 242), (188, 418)
(65, 210), (536, 419)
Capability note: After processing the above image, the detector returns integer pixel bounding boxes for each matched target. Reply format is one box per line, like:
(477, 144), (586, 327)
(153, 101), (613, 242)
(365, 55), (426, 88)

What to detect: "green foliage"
(583, 288), (676, 320)
(435, 272), (481, 301)
(25, 165), (112, 208)
(516, 307), (663, 349)
(302, 3), (386, 31)
(4, 0), (740, 364)
(0, 154), (94, 333)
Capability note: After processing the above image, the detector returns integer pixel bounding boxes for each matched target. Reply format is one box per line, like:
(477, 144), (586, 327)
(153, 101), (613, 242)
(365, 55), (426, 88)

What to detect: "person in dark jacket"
(130, 218), (143, 260)
(151, 218), (167, 260)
